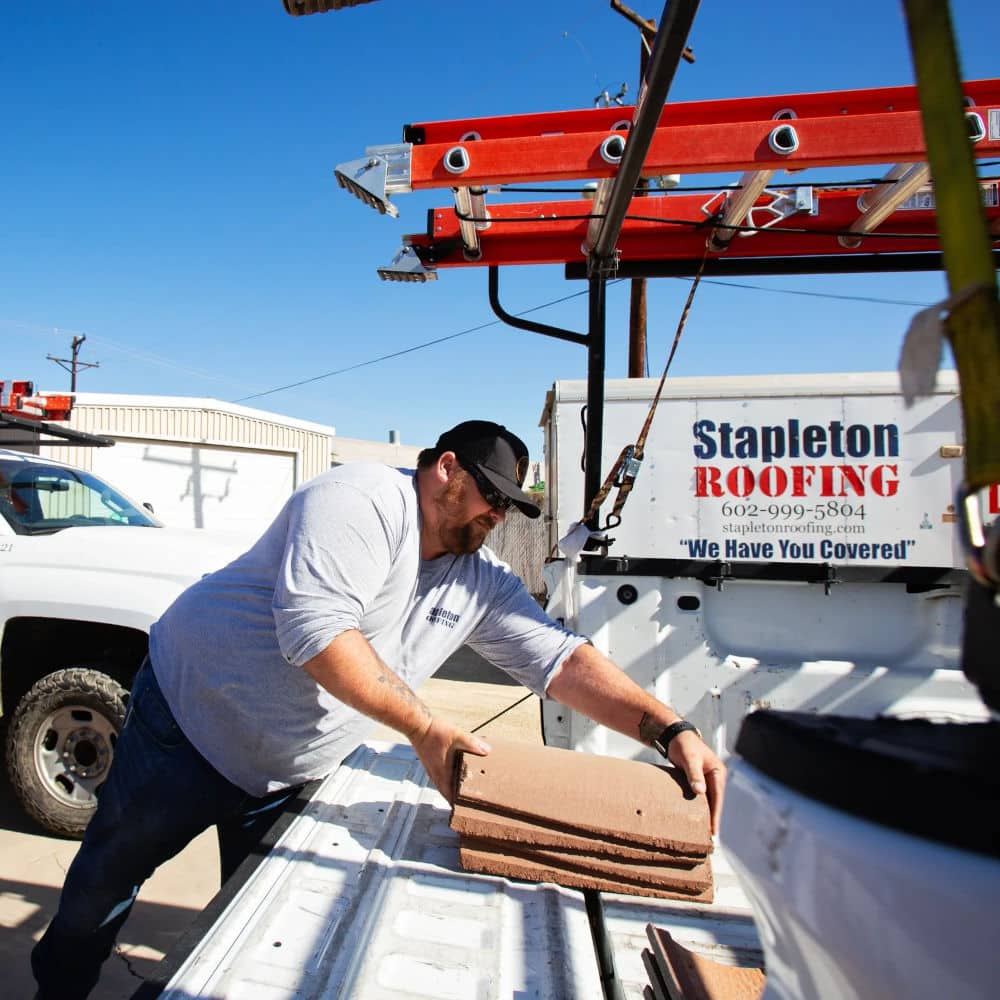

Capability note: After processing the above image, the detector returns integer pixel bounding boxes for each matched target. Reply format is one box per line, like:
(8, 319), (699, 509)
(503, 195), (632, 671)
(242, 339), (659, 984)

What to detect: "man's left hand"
(667, 731), (726, 835)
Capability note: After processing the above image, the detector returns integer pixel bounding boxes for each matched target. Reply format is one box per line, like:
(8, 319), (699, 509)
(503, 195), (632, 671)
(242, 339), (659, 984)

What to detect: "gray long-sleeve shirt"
(150, 463), (585, 795)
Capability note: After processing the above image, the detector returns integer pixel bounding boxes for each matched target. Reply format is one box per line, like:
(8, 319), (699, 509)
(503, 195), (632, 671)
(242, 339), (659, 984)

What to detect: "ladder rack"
(334, 79), (1000, 278)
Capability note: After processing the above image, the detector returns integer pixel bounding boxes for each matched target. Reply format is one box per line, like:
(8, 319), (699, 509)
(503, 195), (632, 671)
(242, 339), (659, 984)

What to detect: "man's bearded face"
(435, 470), (498, 555)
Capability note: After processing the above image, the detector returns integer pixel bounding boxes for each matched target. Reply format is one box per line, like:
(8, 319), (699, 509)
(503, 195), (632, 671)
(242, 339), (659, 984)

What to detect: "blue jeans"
(31, 659), (303, 1000)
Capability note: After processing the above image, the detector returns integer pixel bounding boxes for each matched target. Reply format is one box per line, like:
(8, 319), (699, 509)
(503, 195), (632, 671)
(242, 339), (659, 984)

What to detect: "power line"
(1, 318), (265, 393)
(232, 320), (503, 402)
(231, 284), (602, 404)
(234, 273), (934, 405)
(6, 270), (934, 411)
(686, 277), (933, 307)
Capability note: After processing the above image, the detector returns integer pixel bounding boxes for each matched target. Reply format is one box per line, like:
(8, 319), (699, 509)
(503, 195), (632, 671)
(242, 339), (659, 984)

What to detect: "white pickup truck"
(0, 448), (251, 836)
(148, 373), (997, 1000)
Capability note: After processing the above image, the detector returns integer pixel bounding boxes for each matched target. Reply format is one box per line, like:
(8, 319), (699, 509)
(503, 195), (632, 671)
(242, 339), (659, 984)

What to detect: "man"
(32, 420), (725, 999)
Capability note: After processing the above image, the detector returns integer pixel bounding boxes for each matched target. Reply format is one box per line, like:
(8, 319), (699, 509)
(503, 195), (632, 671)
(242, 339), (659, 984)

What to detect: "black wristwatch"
(652, 720), (701, 758)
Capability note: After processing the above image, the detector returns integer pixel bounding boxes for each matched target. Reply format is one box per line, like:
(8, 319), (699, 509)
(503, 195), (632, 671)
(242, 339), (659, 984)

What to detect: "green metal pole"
(902, 0), (1000, 491)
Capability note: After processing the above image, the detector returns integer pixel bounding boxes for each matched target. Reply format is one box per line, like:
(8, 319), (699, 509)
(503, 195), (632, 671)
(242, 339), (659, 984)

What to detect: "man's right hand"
(411, 717), (490, 804)
(302, 632), (492, 802)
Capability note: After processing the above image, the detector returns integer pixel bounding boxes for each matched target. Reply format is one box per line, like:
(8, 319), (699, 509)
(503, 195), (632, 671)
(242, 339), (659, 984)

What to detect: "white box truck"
(539, 371), (988, 761)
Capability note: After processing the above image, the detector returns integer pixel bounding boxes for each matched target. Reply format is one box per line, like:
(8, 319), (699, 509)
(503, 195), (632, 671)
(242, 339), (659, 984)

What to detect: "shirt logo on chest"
(426, 606), (460, 629)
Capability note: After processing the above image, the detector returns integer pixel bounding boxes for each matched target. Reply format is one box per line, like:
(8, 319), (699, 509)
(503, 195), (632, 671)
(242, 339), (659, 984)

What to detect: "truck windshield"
(0, 459), (159, 534)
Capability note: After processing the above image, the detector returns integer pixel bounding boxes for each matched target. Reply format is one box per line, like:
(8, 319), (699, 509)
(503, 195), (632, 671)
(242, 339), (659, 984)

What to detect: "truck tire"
(5, 667), (128, 838)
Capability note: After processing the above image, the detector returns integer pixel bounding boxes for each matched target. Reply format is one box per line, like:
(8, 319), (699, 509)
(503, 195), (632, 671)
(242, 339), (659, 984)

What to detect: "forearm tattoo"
(638, 711), (660, 745)
(377, 667), (430, 722)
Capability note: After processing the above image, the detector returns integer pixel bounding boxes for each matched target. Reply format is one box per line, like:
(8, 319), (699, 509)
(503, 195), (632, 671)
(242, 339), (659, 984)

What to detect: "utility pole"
(48, 334), (100, 392)
(610, 0), (694, 378)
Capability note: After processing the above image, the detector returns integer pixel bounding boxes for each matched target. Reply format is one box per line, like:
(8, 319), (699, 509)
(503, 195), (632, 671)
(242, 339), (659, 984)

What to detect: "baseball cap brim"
(477, 466), (541, 519)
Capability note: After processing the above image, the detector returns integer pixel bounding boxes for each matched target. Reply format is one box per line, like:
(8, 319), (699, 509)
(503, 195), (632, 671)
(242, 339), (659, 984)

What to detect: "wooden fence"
(487, 494), (549, 598)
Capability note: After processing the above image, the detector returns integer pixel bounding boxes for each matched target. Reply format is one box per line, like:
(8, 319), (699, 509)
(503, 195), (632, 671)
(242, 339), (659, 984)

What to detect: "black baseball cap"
(435, 420), (540, 518)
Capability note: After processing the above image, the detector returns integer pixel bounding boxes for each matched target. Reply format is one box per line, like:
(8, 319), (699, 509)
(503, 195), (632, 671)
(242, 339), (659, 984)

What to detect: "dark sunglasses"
(457, 458), (515, 512)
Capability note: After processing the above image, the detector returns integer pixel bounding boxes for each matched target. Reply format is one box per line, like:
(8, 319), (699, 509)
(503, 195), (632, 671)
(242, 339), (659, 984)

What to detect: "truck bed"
(148, 742), (761, 999)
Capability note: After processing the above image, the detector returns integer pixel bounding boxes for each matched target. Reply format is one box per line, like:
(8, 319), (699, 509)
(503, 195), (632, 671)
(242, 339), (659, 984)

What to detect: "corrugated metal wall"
(46, 397), (334, 483)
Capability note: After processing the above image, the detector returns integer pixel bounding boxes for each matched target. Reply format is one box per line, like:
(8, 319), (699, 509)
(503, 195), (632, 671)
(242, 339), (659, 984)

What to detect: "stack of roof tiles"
(449, 739), (714, 901)
(641, 925), (766, 1000)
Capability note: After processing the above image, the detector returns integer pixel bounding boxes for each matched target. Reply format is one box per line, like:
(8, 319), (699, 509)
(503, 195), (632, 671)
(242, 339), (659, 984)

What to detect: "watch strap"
(652, 720), (701, 757)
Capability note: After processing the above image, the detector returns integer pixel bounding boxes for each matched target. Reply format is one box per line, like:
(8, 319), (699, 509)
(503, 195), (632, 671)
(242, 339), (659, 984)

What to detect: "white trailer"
(539, 371), (988, 763)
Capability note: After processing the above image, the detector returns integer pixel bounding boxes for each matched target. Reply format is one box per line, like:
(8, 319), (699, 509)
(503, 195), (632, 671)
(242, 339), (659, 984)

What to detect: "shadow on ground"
(0, 720), (214, 1000)
(432, 647), (522, 685)
(0, 872), (206, 1000)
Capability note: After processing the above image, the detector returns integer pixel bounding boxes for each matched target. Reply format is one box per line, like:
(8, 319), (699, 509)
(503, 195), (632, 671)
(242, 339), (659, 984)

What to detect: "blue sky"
(2, 1), (997, 457)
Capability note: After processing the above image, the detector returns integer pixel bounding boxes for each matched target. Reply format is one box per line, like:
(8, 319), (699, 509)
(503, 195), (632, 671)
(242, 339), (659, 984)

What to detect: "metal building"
(47, 394), (337, 533)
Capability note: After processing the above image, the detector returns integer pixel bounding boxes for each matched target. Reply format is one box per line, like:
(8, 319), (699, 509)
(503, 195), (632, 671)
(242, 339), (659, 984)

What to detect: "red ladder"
(334, 79), (1000, 276)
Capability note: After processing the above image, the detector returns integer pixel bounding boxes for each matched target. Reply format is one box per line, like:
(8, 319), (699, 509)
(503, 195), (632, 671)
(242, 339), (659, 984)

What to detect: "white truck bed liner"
(158, 742), (760, 999)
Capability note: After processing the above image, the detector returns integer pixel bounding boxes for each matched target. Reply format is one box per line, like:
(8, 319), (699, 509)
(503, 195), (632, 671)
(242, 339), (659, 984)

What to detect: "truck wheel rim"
(33, 706), (116, 809)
